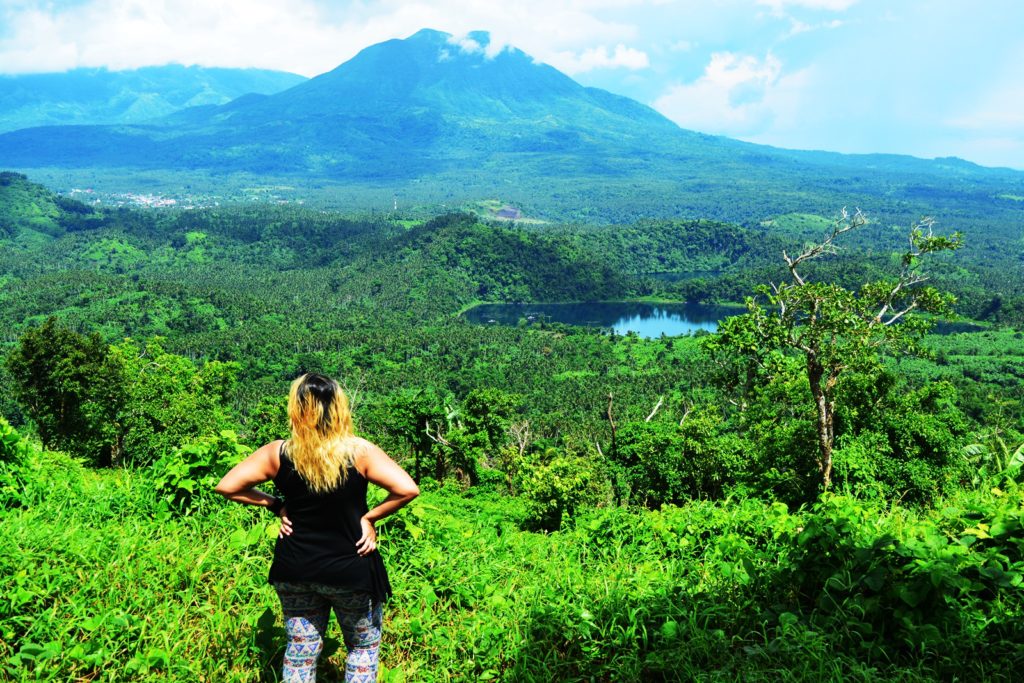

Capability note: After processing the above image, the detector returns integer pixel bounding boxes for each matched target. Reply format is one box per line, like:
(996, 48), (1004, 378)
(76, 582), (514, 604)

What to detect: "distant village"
(65, 187), (305, 209)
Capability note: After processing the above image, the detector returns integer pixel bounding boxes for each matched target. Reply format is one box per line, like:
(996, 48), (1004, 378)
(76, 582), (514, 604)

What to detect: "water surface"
(463, 302), (983, 339)
(463, 302), (741, 338)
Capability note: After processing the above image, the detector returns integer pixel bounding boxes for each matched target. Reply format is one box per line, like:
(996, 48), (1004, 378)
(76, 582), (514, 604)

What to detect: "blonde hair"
(285, 373), (356, 493)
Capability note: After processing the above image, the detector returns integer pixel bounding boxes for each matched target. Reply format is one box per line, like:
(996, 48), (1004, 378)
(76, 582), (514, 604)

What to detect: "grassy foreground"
(2, 441), (1023, 682)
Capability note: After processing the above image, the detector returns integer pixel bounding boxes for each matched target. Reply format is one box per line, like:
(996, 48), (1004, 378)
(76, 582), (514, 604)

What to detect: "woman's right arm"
(355, 439), (420, 556)
(214, 440), (293, 537)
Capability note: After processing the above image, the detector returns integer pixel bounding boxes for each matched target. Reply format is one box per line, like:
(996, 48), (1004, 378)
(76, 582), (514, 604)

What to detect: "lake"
(462, 302), (742, 338)
(462, 302), (987, 339)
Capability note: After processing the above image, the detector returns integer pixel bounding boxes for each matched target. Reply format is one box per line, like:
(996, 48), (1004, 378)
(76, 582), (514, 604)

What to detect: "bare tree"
(710, 209), (961, 490)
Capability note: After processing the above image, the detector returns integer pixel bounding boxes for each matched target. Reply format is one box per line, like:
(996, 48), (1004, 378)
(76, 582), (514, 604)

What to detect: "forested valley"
(2, 170), (1023, 681)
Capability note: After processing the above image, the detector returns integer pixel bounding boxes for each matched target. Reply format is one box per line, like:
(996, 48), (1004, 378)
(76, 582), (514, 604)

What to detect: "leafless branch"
(770, 281), (788, 317)
(875, 272), (928, 323)
(424, 420), (452, 447)
(679, 401), (693, 426)
(882, 300), (919, 326)
(782, 207), (867, 285)
(726, 397), (748, 411)
(645, 396), (664, 422)
(338, 370), (367, 412)
(508, 420), (531, 459)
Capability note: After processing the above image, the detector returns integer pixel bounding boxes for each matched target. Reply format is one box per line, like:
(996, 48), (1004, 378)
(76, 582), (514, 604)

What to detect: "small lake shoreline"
(461, 301), (746, 338)
(461, 301), (990, 338)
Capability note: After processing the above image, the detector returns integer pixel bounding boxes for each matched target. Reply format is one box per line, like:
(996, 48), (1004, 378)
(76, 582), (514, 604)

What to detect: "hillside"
(0, 65), (306, 133)
(2, 172), (1021, 326)
(0, 171), (103, 238)
(3, 183), (1023, 683)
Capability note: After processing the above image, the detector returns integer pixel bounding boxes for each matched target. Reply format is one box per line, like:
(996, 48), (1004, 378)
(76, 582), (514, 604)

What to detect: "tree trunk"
(806, 354), (834, 490)
(435, 448), (446, 482)
(111, 432), (124, 468)
(606, 393), (617, 459)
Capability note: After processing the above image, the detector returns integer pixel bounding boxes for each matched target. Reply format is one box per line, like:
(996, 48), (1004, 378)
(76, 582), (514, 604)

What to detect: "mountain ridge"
(0, 29), (1021, 225)
(0, 65), (307, 133)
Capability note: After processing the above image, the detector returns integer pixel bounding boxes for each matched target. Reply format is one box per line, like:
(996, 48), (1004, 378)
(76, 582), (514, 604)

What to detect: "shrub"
(611, 408), (745, 507)
(517, 446), (603, 531)
(832, 381), (971, 504)
(112, 338), (241, 466)
(6, 318), (125, 466)
(0, 417), (30, 465)
(0, 418), (31, 510)
(776, 490), (1024, 668)
(150, 430), (251, 515)
(0, 420), (87, 513)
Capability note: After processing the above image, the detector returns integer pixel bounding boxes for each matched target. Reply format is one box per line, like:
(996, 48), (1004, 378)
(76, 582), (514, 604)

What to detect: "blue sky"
(1, 0), (1022, 169)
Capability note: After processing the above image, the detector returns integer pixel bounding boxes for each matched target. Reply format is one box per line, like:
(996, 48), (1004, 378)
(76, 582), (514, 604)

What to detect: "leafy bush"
(5, 318), (125, 466)
(776, 490), (1024, 667)
(832, 380), (971, 503)
(517, 446), (604, 531)
(0, 417), (31, 510)
(5, 464), (1023, 682)
(611, 408), (745, 507)
(241, 393), (289, 447)
(112, 338), (241, 466)
(0, 423), (87, 515)
(0, 417), (30, 465)
(150, 430), (250, 515)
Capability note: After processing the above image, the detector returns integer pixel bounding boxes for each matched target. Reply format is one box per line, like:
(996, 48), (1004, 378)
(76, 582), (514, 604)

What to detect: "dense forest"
(2, 171), (1023, 681)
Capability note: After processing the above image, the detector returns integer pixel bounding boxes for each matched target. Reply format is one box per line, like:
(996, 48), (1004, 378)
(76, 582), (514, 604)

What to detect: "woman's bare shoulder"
(349, 436), (386, 473)
(258, 439), (286, 469)
(350, 436), (385, 457)
(259, 438), (286, 455)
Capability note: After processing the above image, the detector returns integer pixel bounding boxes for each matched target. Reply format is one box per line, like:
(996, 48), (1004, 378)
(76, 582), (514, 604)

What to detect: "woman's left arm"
(215, 440), (292, 536)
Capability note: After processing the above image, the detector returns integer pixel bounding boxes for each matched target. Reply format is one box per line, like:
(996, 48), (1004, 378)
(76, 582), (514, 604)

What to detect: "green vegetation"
(3, 423), (1022, 681)
(711, 211), (963, 490)
(0, 171), (103, 237)
(2, 172), (1023, 680)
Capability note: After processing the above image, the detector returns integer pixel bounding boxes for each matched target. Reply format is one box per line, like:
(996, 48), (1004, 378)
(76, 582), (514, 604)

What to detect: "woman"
(216, 373), (419, 683)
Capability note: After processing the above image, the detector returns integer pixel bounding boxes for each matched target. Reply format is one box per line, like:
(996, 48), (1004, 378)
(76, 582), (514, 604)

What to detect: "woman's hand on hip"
(277, 507), (293, 538)
(356, 517), (377, 556)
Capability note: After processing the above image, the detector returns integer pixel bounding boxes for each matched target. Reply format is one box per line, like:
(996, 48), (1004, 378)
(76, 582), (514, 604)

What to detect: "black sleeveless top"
(268, 444), (392, 603)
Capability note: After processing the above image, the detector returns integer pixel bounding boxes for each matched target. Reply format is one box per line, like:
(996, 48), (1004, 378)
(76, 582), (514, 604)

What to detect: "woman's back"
(269, 444), (392, 602)
(215, 373), (418, 682)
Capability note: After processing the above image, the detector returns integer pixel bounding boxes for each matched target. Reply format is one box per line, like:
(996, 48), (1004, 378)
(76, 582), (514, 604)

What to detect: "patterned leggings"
(273, 582), (383, 683)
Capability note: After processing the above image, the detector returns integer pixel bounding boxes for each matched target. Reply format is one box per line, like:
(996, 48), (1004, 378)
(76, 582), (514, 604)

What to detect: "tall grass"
(2, 437), (1022, 681)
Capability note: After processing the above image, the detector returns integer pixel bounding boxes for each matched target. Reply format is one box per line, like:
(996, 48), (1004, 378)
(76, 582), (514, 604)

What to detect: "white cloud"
(668, 39), (695, 52)
(550, 43), (650, 74)
(785, 17), (843, 38)
(757, 0), (859, 15)
(0, 0), (652, 76)
(0, 0), (353, 75)
(652, 51), (811, 137)
(448, 35), (483, 55)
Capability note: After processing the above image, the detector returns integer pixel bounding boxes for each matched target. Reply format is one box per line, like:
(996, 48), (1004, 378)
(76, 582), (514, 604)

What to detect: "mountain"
(0, 29), (1022, 226)
(0, 171), (104, 237)
(0, 29), (684, 177)
(0, 65), (306, 132)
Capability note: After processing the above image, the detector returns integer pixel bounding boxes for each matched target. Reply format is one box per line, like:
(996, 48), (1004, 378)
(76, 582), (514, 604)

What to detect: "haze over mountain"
(1, 29), (1022, 224)
(0, 65), (306, 133)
